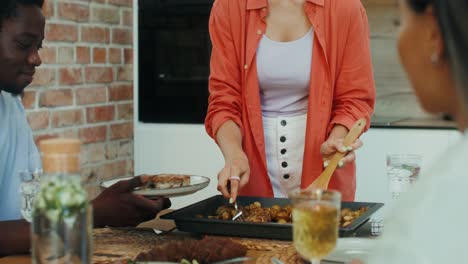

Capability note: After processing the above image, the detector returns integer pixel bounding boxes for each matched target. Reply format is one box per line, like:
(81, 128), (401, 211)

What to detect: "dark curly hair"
(407, 0), (468, 107)
(0, 0), (44, 29)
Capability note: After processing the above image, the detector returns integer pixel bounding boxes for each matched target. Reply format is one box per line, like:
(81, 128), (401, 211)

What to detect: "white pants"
(263, 114), (307, 197)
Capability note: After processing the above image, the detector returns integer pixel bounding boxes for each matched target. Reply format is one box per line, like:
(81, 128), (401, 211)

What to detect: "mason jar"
(31, 138), (92, 264)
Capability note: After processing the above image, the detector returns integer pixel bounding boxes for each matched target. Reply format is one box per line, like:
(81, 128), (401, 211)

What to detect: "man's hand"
(92, 176), (171, 227)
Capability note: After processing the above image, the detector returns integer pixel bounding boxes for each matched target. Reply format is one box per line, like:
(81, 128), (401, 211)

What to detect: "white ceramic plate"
(100, 175), (210, 198)
(324, 238), (374, 263)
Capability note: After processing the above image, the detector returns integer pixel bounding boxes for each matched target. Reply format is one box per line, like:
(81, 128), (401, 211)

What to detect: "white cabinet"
(355, 128), (461, 218)
(135, 123), (461, 210)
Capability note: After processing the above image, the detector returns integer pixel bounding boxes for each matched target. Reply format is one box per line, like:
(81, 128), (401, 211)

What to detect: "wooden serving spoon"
(306, 118), (367, 190)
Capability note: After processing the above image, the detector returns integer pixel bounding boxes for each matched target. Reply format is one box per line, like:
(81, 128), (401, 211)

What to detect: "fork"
(227, 181), (246, 222)
(231, 200), (246, 221)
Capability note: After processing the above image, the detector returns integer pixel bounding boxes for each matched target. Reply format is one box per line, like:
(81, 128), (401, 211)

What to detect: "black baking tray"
(161, 195), (383, 240)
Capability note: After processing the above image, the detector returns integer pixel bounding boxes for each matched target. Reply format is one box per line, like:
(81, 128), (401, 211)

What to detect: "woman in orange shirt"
(205, 0), (375, 201)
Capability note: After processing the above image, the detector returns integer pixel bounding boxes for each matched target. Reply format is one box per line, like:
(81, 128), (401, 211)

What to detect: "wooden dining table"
(0, 230), (285, 264)
(0, 251), (270, 264)
(0, 215), (290, 264)
(0, 214), (375, 264)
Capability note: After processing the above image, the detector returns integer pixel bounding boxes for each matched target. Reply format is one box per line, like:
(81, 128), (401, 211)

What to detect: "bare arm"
(92, 176), (171, 228)
(216, 120), (244, 162)
(0, 177), (171, 257)
(0, 220), (30, 256)
(328, 125), (349, 141)
(216, 120), (249, 202)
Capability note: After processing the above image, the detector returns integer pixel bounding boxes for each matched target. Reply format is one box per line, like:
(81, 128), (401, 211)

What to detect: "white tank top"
(256, 28), (313, 117)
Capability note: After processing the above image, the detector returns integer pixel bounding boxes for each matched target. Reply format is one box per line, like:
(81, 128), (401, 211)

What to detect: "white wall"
(134, 124), (222, 208)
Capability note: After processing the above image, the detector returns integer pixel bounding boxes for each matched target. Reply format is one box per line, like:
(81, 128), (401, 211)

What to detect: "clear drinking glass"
(387, 154), (422, 199)
(18, 169), (42, 222)
(32, 144), (92, 264)
(290, 189), (341, 264)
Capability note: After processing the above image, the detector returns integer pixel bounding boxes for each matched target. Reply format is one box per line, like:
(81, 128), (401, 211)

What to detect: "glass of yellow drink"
(290, 189), (341, 264)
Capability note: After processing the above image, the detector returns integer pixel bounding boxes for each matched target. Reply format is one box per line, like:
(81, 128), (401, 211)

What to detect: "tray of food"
(161, 195), (383, 240)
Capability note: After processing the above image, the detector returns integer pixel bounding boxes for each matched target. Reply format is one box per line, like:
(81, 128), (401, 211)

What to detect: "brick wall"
(24, 0), (134, 198)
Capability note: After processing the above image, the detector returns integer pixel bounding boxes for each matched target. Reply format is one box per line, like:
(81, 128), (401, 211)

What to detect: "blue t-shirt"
(0, 91), (41, 221)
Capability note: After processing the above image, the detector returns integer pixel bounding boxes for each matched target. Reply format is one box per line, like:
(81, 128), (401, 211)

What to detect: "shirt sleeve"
(17, 96), (42, 171)
(328, 2), (376, 133)
(205, 0), (244, 141)
(28, 132), (41, 171)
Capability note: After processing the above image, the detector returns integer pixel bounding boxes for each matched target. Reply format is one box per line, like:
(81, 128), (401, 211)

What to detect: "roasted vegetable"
(204, 201), (369, 227)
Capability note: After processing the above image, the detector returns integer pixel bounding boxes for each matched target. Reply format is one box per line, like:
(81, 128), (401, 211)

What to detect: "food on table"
(142, 174), (190, 189)
(199, 202), (368, 227)
(340, 206), (369, 227)
(134, 237), (247, 264)
(201, 202), (292, 223)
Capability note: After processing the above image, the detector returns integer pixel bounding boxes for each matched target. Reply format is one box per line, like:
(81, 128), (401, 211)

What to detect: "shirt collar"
(246, 0), (324, 10)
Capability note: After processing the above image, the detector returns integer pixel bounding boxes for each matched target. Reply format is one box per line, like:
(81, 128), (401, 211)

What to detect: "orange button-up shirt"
(205, 0), (375, 201)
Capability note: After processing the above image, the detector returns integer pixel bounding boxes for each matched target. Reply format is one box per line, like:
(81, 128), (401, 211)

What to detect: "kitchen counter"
(371, 116), (457, 129)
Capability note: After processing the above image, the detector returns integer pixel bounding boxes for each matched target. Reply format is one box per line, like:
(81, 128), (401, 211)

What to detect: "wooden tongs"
(306, 118), (367, 191)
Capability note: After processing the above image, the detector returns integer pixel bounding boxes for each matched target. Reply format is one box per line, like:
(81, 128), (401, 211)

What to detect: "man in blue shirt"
(0, 0), (170, 256)
(0, 91), (41, 221)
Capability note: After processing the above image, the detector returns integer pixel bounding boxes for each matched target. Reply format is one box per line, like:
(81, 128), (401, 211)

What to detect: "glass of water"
(386, 154), (421, 199)
(19, 169), (42, 222)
